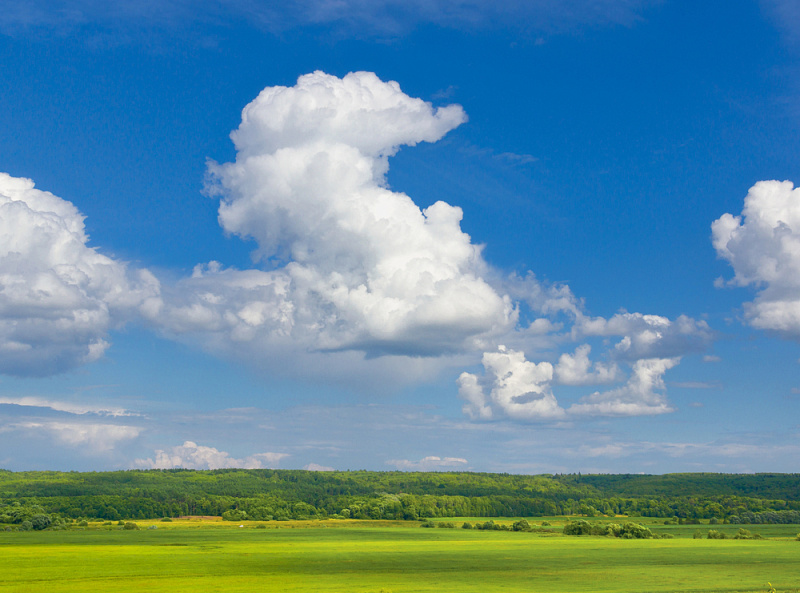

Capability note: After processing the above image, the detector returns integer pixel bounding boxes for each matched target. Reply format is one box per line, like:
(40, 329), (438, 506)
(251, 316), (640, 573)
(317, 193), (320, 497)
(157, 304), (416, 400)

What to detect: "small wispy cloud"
(670, 381), (722, 390)
(0, 0), (658, 41)
(12, 421), (142, 452)
(0, 396), (137, 417)
(567, 439), (800, 462)
(387, 455), (468, 471)
(496, 151), (538, 165)
(431, 85), (457, 100)
(761, 0), (800, 48)
(457, 142), (539, 167)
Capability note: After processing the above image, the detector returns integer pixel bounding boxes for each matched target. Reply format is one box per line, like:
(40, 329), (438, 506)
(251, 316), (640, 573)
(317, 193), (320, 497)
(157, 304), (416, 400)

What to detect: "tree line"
(1, 469), (799, 524)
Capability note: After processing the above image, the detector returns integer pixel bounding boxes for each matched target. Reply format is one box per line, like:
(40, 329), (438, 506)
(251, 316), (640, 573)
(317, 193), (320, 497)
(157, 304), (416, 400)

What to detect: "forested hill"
(554, 473), (800, 500)
(1, 469), (799, 523)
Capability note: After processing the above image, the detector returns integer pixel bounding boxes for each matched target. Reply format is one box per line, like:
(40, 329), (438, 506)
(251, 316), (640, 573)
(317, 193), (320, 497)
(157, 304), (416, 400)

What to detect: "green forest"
(2, 469), (799, 528)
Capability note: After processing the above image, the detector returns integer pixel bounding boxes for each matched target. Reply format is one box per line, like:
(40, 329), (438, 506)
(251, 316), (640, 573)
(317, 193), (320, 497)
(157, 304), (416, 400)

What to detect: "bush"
(436, 522), (455, 529)
(476, 520), (509, 531)
(707, 530), (726, 539)
(256, 524), (267, 529)
(593, 523), (622, 537)
(123, 522), (139, 530)
(563, 520), (651, 539)
(618, 523), (653, 539)
(461, 522), (473, 529)
(420, 520), (436, 528)
(733, 528), (762, 540)
(563, 520), (592, 536)
(160, 517), (173, 522)
(512, 520), (532, 532)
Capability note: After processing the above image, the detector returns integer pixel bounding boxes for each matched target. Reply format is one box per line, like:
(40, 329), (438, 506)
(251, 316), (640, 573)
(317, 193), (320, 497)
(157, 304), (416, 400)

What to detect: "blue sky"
(1, 0), (799, 473)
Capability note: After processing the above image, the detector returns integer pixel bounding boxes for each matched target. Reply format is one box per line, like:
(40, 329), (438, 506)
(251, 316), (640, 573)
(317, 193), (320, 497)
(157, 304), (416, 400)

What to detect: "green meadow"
(1, 519), (798, 593)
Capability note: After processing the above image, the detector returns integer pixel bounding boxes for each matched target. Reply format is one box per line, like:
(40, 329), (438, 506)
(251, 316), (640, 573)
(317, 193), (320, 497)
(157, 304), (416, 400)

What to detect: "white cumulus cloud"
(0, 172), (161, 376)
(458, 345), (565, 421)
(574, 311), (712, 360)
(568, 357), (679, 416)
(554, 344), (619, 385)
(713, 180), (800, 338)
(156, 72), (513, 374)
(460, 346), (681, 420)
(135, 440), (289, 470)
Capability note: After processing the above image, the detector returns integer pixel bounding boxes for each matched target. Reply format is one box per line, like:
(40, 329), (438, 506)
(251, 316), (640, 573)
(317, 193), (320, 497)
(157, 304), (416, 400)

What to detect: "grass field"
(1, 519), (798, 592)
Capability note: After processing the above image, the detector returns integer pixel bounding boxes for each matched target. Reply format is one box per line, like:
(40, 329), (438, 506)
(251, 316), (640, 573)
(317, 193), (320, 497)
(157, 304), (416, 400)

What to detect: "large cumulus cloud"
(0, 172), (161, 375)
(157, 72), (513, 367)
(713, 180), (800, 337)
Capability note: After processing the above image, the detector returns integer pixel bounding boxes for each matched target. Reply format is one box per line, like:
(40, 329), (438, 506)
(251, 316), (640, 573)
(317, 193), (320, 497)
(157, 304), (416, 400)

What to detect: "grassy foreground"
(1, 519), (798, 593)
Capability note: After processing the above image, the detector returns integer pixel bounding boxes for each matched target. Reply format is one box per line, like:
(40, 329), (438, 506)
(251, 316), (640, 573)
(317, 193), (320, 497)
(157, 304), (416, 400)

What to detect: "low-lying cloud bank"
(10, 71), (791, 425)
(387, 455), (469, 471)
(135, 440), (288, 470)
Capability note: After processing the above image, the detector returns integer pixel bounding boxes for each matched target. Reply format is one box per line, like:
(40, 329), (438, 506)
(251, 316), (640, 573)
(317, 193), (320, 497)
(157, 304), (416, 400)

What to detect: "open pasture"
(1, 520), (798, 593)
